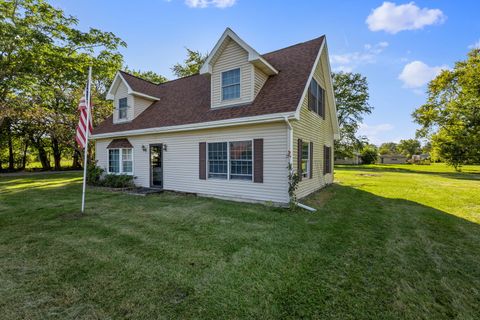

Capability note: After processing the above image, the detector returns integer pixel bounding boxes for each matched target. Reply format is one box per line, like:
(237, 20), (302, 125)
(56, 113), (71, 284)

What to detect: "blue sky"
(51, 0), (479, 145)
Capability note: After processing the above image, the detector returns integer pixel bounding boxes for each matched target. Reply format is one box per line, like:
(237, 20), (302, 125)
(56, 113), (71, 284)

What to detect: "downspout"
(284, 116), (317, 212)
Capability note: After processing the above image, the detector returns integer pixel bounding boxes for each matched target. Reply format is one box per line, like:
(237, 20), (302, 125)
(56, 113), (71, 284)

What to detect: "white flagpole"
(81, 66), (92, 214)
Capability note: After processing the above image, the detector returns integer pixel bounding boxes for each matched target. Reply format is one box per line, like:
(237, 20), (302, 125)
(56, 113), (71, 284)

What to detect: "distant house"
(411, 154), (430, 162)
(335, 152), (362, 165)
(379, 154), (407, 164)
(92, 28), (340, 205)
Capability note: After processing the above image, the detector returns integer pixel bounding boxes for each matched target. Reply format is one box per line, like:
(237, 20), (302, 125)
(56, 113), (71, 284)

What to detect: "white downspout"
(284, 116), (317, 212)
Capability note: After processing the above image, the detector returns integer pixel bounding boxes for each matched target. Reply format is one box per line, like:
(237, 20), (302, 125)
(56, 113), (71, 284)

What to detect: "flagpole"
(81, 66), (92, 214)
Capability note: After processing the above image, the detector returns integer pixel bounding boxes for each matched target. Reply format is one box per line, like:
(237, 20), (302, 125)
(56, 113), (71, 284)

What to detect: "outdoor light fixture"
(141, 145), (147, 152)
(163, 144), (167, 152)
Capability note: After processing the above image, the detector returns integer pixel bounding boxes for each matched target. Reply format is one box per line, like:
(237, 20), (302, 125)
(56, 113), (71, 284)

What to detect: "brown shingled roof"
(94, 36), (324, 135)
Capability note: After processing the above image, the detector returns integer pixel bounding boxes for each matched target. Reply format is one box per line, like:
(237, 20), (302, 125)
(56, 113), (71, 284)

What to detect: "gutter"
(92, 112), (296, 139)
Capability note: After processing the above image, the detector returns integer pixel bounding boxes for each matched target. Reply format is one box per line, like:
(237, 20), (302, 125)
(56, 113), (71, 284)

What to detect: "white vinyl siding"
(254, 67), (268, 98)
(292, 46), (334, 199)
(133, 96), (153, 118)
(113, 81), (133, 123)
(95, 122), (289, 204)
(211, 38), (253, 108)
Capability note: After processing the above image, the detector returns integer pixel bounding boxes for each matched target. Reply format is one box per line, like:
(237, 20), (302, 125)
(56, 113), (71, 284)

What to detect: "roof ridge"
(262, 35), (325, 56)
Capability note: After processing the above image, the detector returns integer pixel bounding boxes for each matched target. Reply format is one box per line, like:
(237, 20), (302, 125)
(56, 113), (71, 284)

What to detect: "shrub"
(101, 174), (135, 188)
(361, 145), (378, 164)
(87, 163), (104, 186)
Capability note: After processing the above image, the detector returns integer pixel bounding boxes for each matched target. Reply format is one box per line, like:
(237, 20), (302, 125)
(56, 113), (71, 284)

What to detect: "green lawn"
(0, 164), (479, 319)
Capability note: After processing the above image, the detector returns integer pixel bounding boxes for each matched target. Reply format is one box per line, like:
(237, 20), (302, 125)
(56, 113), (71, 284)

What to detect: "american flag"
(75, 86), (93, 149)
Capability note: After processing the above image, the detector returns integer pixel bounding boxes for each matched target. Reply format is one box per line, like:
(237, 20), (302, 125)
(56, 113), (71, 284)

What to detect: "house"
(92, 28), (340, 205)
(335, 152), (362, 165)
(379, 154), (407, 164)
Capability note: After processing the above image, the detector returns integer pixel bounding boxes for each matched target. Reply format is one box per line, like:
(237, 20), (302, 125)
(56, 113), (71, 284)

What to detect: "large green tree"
(123, 68), (167, 84)
(0, 0), (125, 170)
(332, 72), (372, 158)
(171, 48), (207, 78)
(378, 142), (398, 155)
(397, 139), (421, 158)
(413, 49), (480, 170)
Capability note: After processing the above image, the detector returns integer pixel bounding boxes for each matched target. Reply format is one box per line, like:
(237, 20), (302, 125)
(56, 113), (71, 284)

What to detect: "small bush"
(101, 174), (135, 188)
(87, 163), (104, 186)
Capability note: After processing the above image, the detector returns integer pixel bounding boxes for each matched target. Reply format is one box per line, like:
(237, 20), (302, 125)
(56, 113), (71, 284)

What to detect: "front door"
(150, 144), (163, 188)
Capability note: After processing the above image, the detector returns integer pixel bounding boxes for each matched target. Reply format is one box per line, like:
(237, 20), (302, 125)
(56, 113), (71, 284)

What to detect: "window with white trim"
(230, 141), (252, 180)
(109, 148), (133, 174)
(301, 142), (310, 178)
(222, 68), (240, 100)
(208, 142), (228, 179)
(119, 97), (128, 120)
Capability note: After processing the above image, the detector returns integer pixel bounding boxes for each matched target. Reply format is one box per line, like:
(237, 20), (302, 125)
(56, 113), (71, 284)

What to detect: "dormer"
(106, 71), (160, 124)
(200, 28), (278, 109)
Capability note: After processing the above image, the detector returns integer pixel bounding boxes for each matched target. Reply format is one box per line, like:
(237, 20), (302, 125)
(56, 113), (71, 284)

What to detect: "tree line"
(0, 0), (205, 171)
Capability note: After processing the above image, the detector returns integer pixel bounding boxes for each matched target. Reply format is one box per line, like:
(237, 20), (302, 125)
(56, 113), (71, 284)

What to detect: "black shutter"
(297, 139), (303, 181)
(308, 83), (315, 111)
(253, 139), (263, 183)
(323, 145), (327, 175)
(309, 142), (313, 179)
(199, 142), (206, 180)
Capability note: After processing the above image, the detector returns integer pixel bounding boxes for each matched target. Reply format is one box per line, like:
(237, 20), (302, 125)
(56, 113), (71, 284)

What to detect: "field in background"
(0, 163), (479, 319)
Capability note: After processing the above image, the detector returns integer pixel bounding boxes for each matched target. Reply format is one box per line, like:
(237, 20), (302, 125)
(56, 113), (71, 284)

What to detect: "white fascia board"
(200, 28), (278, 75)
(128, 90), (160, 101)
(323, 40), (341, 140)
(106, 72), (130, 100)
(292, 37), (340, 140)
(294, 39), (325, 119)
(92, 112), (296, 139)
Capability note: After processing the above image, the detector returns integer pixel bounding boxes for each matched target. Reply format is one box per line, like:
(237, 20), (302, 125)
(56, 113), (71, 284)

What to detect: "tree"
(123, 68), (167, 84)
(0, 0), (125, 170)
(171, 48), (207, 78)
(397, 139), (421, 158)
(360, 144), (378, 164)
(332, 72), (372, 158)
(413, 49), (480, 170)
(378, 142), (398, 155)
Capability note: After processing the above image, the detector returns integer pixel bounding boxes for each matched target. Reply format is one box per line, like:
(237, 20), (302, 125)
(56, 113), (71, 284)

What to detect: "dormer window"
(222, 68), (240, 101)
(119, 97), (128, 120)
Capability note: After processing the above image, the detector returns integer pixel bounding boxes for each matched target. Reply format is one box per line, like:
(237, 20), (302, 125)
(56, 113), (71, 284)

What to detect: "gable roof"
(200, 28), (278, 76)
(106, 71), (161, 101)
(93, 36), (325, 137)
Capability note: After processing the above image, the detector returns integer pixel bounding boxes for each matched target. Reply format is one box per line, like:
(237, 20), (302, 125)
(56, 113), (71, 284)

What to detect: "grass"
(0, 163), (479, 319)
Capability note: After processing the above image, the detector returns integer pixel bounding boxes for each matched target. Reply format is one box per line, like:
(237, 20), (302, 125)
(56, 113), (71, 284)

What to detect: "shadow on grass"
(335, 164), (480, 181)
(1, 173), (480, 318)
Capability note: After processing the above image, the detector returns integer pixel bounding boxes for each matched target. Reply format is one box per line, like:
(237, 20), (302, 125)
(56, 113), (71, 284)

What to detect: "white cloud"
(185, 0), (236, 8)
(468, 39), (480, 49)
(398, 60), (448, 88)
(331, 42), (388, 72)
(366, 2), (446, 34)
(358, 123), (395, 145)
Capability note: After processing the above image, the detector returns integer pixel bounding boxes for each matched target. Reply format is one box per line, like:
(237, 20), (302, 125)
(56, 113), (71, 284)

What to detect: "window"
(222, 68), (240, 100)
(109, 149), (120, 173)
(207, 140), (253, 181)
(109, 148), (133, 174)
(308, 79), (325, 118)
(230, 141), (252, 180)
(208, 142), (228, 179)
(301, 142), (310, 178)
(122, 149), (133, 173)
(119, 97), (128, 120)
